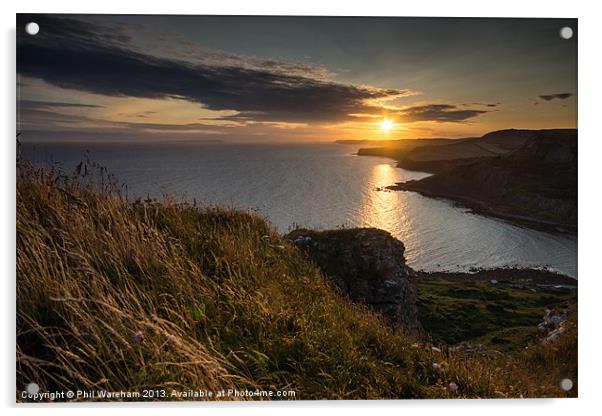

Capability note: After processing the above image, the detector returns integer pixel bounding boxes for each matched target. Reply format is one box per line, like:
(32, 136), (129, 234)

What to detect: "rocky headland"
(286, 228), (422, 335)
(355, 129), (577, 233)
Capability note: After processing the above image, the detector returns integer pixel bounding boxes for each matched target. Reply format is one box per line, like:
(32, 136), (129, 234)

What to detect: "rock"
(448, 341), (487, 354)
(545, 326), (565, 343)
(490, 279), (498, 285)
(541, 308), (569, 329)
(448, 342), (505, 357)
(549, 315), (563, 327)
(537, 307), (571, 344)
(285, 228), (422, 335)
(293, 235), (312, 244)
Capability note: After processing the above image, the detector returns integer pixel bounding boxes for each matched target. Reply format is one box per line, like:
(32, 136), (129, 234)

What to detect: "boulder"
(448, 341), (488, 354)
(537, 307), (571, 344)
(285, 228), (422, 335)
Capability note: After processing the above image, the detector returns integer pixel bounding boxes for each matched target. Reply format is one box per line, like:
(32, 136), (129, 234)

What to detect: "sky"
(17, 14), (577, 142)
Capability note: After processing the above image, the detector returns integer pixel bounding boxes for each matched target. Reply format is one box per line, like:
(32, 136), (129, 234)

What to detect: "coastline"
(353, 140), (577, 235)
(389, 181), (578, 235)
(414, 266), (577, 284)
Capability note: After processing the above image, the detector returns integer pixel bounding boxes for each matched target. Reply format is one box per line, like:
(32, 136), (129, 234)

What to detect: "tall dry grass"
(17, 160), (253, 399)
(16, 158), (576, 400)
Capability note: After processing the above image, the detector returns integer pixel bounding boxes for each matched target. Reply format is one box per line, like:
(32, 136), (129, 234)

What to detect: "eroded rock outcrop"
(285, 228), (422, 335)
(538, 307), (572, 344)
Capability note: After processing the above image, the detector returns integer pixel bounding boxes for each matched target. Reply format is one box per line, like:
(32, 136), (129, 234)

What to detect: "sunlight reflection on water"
(360, 163), (412, 232)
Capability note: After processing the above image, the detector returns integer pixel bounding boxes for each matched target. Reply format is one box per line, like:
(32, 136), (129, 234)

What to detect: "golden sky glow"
(17, 15), (577, 143)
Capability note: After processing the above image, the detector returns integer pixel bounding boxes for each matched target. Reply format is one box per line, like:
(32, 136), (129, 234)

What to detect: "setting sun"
(380, 119), (394, 132)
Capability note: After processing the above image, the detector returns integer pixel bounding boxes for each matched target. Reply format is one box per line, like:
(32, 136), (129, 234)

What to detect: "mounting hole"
(560, 378), (573, 391)
(25, 22), (39, 36)
(559, 26), (573, 40)
(25, 382), (40, 395)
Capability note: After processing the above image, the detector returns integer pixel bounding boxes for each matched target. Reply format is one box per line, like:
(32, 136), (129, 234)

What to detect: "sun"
(380, 119), (394, 132)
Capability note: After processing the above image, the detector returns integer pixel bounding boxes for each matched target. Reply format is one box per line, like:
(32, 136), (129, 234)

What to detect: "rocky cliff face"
(391, 129), (577, 232)
(285, 228), (422, 335)
(511, 129), (577, 166)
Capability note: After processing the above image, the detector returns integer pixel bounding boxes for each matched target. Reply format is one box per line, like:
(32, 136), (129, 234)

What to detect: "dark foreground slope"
(17, 162), (576, 400)
(390, 129), (577, 232)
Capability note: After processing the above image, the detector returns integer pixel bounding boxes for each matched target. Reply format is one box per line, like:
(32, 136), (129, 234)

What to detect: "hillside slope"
(16, 161), (576, 400)
(405, 129), (534, 162)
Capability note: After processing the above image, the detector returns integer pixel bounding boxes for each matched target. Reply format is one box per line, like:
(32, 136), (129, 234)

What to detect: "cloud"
(398, 104), (489, 123)
(17, 14), (411, 124)
(17, 99), (105, 130)
(538, 93), (573, 101)
(19, 99), (104, 109)
(466, 102), (500, 108)
(18, 101), (230, 134)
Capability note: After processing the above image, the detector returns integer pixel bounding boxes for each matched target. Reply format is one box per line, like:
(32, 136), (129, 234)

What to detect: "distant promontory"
(352, 129), (577, 233)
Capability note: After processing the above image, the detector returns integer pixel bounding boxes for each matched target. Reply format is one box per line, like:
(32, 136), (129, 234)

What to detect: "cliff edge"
(286, 228), (422, 335)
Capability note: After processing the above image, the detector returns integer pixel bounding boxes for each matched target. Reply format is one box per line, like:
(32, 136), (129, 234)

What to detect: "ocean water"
(21, 141), (578, 278)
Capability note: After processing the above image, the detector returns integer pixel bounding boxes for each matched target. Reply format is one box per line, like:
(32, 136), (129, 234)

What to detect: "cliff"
(390, 129), (577, 232)
(286, 228), (422, 335)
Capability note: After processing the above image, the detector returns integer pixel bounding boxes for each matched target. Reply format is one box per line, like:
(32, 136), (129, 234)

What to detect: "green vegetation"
(17, 160), (577, 400)
(416, 275), (576, 352)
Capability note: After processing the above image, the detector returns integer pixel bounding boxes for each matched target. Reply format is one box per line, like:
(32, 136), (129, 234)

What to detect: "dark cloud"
(17, 100), (104, 131)
(18, 107), (94, 129)
(467, 102), (500, 108)
(17, 14), (410, 123)
(539, 93), (573, 101)
(399, 104), (489, 123)
(18, 102), (228, 134)
(19, 99), (104, 109)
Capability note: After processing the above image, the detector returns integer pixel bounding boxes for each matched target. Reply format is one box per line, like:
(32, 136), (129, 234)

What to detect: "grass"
(16, 158), (577, 400)
(416, 275), (577, 352)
